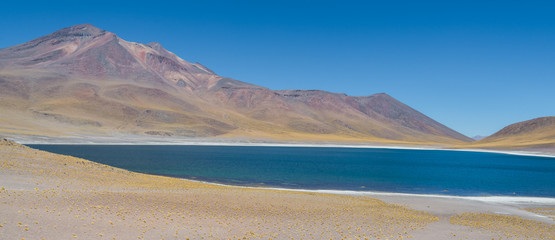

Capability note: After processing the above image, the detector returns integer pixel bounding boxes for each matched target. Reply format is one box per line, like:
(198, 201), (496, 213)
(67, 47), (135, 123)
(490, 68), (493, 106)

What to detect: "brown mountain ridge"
(0, 24), (472, 144)
(469, 117), (555, 149)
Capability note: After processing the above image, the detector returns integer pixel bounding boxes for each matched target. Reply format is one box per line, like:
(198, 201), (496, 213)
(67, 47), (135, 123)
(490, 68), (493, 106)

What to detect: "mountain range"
(1, 24), (551, 148)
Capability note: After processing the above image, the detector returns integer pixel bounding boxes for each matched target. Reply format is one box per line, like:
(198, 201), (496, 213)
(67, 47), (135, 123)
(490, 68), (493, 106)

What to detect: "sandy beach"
(1, 138), (554, 239)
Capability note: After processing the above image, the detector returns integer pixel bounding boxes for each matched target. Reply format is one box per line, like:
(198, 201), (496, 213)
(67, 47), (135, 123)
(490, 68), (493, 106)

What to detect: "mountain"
(472, 117), (555, 149)
(472, 135), (485, 141)
(0, 24), (472, 144)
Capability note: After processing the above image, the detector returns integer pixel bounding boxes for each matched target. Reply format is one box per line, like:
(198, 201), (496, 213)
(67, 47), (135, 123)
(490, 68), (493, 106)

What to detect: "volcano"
(0, 24), (471, 144)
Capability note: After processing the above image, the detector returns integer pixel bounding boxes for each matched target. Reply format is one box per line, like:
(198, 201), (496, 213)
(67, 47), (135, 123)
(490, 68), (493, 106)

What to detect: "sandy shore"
(1, 139), (554, 239)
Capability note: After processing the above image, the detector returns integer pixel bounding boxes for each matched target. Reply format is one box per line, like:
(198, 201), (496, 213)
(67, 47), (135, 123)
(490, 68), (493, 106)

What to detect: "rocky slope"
(0, 24), (471, 144)
(472, 117), (555, 149)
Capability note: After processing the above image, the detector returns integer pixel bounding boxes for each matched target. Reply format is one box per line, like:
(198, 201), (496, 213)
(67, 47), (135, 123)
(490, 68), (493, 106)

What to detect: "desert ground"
(1, 138), (553, 240)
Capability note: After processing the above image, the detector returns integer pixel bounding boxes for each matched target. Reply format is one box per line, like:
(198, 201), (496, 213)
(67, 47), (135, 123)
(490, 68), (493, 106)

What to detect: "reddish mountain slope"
(471, 117), (555, 149)
(0, 24), (471, 144)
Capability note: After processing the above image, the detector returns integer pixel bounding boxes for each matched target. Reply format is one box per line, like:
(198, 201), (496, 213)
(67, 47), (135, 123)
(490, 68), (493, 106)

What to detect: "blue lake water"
(27, 145), (555, 197)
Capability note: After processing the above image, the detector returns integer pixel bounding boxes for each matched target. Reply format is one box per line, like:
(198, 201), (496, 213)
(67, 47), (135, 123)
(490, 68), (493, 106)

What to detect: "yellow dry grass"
(450, 212), (555, 239)
(524, 208), (555, 221)
(0, 138), (439, 239)
(460, 135), (555, 150)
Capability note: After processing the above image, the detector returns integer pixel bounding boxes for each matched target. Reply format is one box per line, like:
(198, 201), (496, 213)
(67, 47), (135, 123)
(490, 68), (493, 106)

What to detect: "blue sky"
(1, 0), (554, 137)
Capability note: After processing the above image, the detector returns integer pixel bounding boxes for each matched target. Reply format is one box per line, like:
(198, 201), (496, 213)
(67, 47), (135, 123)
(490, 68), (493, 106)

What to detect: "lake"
(27, 145), (555, 197)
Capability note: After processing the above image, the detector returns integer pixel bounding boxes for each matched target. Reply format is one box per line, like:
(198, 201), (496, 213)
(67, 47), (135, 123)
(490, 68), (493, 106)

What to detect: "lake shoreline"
(15, 135), (555, 158)
(2, 139), (554, 239)
(27, 143), (555, 198)
(182, 177), (555, 225)
(178, 177), (555, 204)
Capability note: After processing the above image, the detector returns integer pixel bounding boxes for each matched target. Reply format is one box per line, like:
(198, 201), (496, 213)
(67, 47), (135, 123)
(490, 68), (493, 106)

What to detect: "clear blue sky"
(1, 0), (554, 137)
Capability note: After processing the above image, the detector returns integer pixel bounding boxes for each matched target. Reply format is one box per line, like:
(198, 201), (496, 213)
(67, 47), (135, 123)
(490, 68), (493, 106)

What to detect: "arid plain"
(1, 139), (554, 239)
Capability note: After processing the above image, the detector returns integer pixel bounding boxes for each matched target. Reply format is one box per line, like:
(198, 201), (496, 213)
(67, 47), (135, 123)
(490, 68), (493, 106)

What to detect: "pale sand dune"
(1, 139), (553, 239)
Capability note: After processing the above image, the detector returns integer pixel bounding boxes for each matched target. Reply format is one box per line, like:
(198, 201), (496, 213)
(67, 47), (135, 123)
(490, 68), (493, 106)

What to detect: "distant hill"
(0, 24), (471, 144)
(472, 117), (555, 149)
(472, 135), (486, 141)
